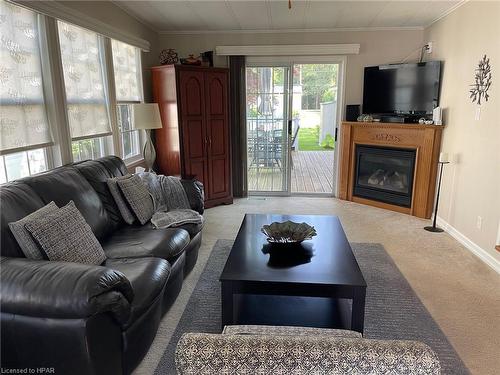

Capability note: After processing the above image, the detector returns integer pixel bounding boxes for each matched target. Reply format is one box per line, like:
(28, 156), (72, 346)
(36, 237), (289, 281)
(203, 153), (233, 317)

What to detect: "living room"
(0, 0), (499, 374)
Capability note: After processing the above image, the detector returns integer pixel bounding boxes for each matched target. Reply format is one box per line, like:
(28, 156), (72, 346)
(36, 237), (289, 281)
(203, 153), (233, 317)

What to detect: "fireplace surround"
(339, 121), (443, 219)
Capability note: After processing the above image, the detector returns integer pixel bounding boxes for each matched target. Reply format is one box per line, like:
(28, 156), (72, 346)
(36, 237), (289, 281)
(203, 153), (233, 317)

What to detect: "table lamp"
(132, 103), (162, 172)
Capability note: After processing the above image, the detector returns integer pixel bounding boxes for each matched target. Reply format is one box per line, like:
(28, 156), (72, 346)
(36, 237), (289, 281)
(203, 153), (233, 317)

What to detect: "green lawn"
(297, 127), (334, 151)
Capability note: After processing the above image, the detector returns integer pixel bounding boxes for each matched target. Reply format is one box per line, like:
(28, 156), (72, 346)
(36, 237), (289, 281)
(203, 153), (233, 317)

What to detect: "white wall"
(156, 29), (424, 106)
(424, 1), (500, 263)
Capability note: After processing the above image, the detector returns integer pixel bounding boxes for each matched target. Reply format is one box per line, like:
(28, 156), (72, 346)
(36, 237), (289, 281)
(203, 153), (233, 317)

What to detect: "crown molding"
(158, 26), (424, 36)
(425, 0), (469, 29)
(10, 0), (151, 51)
(110, 0), (160, 34)
(215, 44), (360, 56)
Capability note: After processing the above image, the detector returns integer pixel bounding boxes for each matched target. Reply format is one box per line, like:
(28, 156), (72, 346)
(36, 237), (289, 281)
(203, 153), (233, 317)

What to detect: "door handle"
(288, 120), (292, 136)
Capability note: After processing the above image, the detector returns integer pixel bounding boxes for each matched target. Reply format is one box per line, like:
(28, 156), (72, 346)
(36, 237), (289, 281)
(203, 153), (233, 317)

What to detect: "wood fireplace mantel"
(338, 121), (443, 219)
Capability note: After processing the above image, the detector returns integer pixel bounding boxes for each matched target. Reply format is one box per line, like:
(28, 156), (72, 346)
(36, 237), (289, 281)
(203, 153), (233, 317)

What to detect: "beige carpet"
(135, 197), (500, 375)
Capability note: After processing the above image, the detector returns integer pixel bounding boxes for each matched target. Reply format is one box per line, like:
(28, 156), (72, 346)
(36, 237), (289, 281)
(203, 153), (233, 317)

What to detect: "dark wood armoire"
(151, 64), (232, 208)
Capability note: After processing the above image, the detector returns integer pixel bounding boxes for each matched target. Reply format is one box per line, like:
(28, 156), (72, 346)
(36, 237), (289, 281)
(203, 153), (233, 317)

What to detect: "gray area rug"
(155, 240), (469, 374)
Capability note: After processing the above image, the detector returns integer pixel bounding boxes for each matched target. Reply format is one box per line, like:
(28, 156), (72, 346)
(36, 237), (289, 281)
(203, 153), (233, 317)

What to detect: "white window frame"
(107, 39), (145, 165)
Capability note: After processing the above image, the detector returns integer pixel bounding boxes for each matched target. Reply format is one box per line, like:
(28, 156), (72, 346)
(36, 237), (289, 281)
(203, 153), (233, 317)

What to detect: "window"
(0, 148), (49, 184)
(0, 2), (52, 180)
(71, 136), (111, 162)
(0, 1), (148, 184)
(57, 20), (113, 162)
(111, 39), (143, 160)
(116, 105), (141, 159)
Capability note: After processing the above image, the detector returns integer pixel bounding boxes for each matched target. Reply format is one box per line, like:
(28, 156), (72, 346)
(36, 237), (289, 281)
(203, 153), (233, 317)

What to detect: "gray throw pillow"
(107, 175), (136, 224)
(8, 201), (59, 260)
(117, 174), (154, 225)
(25, 201), (106, 265)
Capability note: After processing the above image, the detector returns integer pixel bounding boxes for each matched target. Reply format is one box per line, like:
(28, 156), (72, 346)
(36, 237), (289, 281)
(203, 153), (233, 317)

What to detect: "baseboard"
(436, 216), (500, 274)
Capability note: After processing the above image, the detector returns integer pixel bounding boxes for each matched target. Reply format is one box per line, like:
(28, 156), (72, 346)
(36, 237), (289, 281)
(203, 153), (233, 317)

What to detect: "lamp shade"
(131, 103), (162, 130)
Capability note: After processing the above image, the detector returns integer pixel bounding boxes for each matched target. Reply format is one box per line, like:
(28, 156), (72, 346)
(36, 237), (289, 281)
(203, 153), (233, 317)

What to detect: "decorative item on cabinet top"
(159, 49), (178, 65)
(180, 54), (201, 66)
(201, 51), (214, 67)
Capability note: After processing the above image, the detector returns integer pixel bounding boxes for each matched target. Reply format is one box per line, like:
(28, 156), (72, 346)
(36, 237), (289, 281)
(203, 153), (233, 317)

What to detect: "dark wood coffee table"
(220, 214), (367, 333)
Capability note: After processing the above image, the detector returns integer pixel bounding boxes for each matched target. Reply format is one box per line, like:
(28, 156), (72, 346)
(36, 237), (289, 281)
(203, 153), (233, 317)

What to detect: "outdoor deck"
(248, 151), (335, 194)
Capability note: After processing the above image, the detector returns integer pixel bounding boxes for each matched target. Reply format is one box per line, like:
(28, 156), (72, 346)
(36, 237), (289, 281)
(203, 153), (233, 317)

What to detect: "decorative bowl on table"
(261, 221), (317, 244)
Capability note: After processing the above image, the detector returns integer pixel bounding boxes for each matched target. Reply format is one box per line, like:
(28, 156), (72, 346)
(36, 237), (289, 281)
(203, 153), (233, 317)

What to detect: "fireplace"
(339, 122), (443, 218)
(353, 145), (416, 207)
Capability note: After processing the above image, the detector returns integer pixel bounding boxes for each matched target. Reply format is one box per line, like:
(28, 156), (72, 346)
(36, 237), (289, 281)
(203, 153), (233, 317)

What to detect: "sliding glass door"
(246, 66), (290, 193)
(289, 63), (338, 194)
(246, 58), (343, 196)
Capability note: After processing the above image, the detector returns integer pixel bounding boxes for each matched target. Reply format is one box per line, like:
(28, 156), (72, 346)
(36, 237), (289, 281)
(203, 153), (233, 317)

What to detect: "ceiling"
(113, 0), (463, 34)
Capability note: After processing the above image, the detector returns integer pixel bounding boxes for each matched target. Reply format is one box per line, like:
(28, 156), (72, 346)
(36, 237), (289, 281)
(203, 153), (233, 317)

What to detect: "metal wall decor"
(470, 55), (492, 105)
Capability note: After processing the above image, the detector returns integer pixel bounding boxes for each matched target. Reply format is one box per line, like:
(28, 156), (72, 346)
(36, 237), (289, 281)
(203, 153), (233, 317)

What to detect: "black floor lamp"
(425, 153), (450, 233)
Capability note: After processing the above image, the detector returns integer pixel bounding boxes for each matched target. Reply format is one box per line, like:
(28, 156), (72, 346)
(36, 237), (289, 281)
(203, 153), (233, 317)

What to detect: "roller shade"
(112, 39), (142, 102)
(0, 2), (53, 155)
(58, 20), (112, 140)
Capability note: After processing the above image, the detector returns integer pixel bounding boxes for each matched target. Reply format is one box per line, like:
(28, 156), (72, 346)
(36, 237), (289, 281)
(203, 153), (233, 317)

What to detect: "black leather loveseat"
(0, 156), (203, 374)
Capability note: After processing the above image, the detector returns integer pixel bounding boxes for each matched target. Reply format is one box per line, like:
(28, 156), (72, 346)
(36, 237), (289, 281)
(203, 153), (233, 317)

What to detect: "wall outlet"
(475, 106), (481, 121)
(476, 216), (483, 230)
(426, 42), (433, 54)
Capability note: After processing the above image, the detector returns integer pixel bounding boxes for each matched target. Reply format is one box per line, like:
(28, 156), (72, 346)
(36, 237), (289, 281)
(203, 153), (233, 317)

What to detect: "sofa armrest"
(181, 179), (204, 214)
(175, 333), (441, 374)
(0, 257), (134, 324)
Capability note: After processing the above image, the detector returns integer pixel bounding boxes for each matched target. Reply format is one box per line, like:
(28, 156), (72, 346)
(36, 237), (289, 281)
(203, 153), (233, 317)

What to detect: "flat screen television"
(362, 61), (442, 116)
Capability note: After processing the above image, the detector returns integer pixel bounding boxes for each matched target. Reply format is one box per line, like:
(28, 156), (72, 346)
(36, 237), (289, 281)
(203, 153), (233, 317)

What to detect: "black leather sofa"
(0, 156), (203, 375)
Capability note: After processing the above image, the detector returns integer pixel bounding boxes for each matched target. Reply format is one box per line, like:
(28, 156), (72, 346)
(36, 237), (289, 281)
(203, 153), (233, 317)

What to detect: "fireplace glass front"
(354, 145), (416, 207)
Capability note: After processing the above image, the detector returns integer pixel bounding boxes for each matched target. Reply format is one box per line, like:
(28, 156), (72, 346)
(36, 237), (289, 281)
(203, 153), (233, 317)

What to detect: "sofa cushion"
(117, 175), (154, 225)
(0, 182), (45, 258)
(107, 175), (137, 225)
(104, 257), (170, 327)
(102, 225), (190, 261)
(96, 155), (128, 177)
(8, 201), (59, 260)
(22, 167), (112, 241)
(25, 201), (106, 265)
(222, 325), (362, 339)
(74, 159), (125, 231)
(180, 179), (204, 215)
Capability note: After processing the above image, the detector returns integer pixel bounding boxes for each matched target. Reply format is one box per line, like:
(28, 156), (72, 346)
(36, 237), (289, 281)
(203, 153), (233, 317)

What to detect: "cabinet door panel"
(184, 119), (205, 159)
(205, 71), (231, 200)
(209, 119), (226, 156)
(208, 77), (224, 115)
(210, 159), (228, 195)
(185, 159), (208, 187)
(178, 69), (208, 185)
(181, 74), (204, 116)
